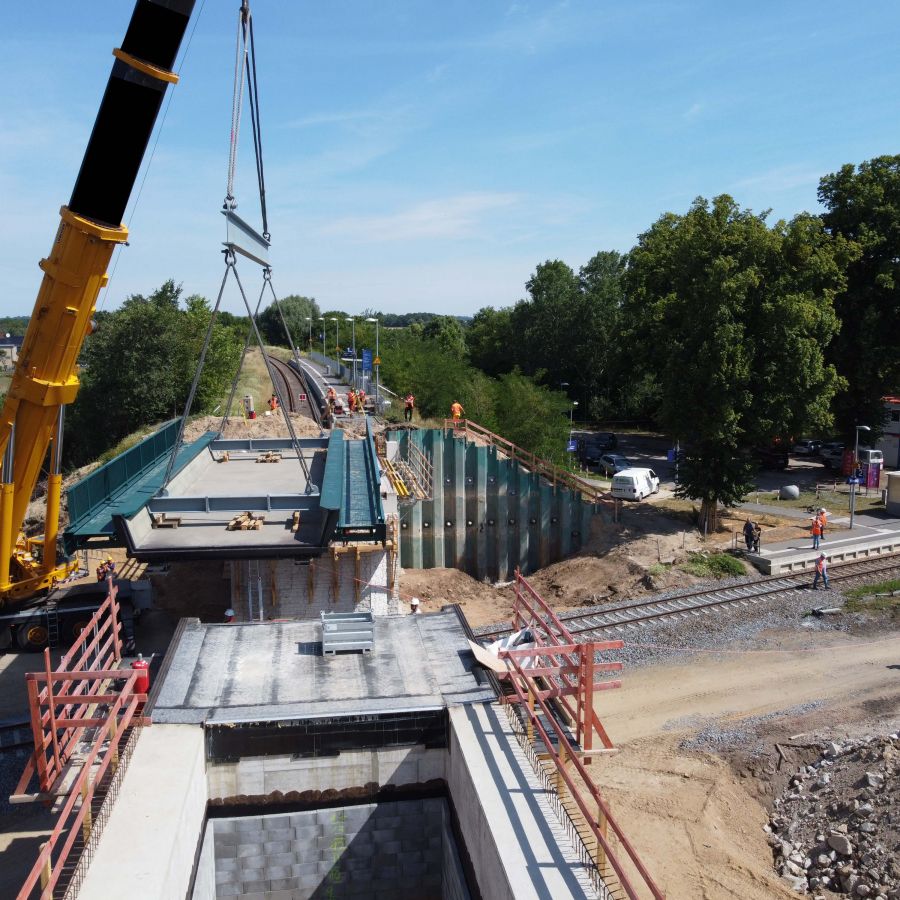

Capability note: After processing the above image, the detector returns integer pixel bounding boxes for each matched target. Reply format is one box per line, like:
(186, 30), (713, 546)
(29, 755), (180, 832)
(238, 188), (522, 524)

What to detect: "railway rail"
(266, 354), (319, 421)
(0, 719), (34, 751)
(478, 552), (900, 642)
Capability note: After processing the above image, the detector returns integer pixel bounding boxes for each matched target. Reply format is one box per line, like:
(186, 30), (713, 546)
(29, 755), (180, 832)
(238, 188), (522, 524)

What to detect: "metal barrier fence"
(15, 581), (149, 900)
(497, 572), (665, 899)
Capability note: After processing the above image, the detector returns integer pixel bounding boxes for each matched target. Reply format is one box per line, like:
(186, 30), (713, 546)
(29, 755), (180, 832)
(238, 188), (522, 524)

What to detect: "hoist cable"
(218, 279), (267, 435)
(246, 13), (269, 238)
(158, 257), (233, 494)
(265, 272), (300, 362)
(225, 4), (248, 208)
(230, 264), (313, 487)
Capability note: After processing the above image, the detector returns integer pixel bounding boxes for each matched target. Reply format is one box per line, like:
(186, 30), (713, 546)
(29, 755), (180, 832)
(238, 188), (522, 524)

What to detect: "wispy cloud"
(284, 109), (392, 130)
(732, 165), (821, 194)
(322, 192), (520, 242)
(682, 101), (703, 121)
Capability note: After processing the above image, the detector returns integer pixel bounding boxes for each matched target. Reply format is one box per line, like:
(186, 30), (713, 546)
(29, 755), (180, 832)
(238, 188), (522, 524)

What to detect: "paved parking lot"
(580, 432), (885, 496)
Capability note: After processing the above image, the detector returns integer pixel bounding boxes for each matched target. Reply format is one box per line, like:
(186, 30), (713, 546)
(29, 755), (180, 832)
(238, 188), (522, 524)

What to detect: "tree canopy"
(257, 294), (320, 348)
(65, 280), (242, 467)
(819, 155), (900, 438)
(624, 195), (850, 529)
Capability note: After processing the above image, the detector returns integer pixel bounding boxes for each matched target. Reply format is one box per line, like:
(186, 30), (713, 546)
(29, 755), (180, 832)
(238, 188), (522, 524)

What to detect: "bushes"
(680, 552), (746, 579)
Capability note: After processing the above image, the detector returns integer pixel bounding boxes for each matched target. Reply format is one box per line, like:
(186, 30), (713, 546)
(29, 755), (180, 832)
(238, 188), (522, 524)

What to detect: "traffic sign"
(299, 393), (307, 402)
(362, 349), (373, 372)
(847, 477), (860, 485)
(566, 439), (578, 452)
(374, 356), (381, 366)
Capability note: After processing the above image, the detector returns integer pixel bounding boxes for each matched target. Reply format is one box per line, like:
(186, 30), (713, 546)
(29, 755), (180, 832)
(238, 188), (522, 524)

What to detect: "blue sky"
(2, 1), (898, 317)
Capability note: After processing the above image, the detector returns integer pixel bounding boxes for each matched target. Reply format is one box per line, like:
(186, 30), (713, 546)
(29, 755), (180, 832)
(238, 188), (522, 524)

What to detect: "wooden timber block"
(152, 513), (181, 529)
(291, 510), (301, 532)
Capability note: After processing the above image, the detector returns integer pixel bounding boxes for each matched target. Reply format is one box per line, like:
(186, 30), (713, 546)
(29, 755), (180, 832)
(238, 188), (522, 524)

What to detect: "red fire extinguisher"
(131, 654), (150, 694)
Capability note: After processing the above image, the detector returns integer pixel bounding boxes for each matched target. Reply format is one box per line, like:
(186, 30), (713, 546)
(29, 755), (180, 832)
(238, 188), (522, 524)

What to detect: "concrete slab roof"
(151, 610), (495, 725)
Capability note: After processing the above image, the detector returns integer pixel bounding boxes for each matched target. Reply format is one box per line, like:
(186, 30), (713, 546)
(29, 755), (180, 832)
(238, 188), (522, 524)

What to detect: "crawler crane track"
(478, 553), (900, 642)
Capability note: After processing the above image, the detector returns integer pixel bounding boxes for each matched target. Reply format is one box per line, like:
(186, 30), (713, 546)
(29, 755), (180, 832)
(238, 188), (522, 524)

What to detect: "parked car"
(792, 439), (822, 456)
(611, 468), (660, 501)
(819, 442), (845, 468)
(576, 432), (617, 467)
(599, 453), (631, 476)
(754, 446), (789, 470)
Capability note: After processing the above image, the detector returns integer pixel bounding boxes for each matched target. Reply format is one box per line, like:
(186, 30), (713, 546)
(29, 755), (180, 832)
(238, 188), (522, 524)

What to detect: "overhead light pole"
(365, 317), (379, 409)
(348, 318), (357, 388)
(329, 317), (339, 359)
(850, 424), (871, 529)
(320, 319), (326, 358)
(305, 316), (312, 353)
(570, 400), (578, 427)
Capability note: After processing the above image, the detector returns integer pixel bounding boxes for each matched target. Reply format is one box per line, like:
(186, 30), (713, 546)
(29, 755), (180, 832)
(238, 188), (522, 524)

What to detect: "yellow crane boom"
(0, 0), (197, 602)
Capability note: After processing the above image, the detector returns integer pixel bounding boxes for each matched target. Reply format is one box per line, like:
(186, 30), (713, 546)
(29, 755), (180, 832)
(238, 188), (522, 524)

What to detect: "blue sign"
(362, 349), (373, 372)
(847, 477), (860, 485)
(566, 439), (578, 452)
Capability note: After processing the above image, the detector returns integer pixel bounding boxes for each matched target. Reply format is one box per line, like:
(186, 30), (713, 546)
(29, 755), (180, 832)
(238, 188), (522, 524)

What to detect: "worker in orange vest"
(450, 401), (464, 422)
(817, 507), (828, 541)
(347, 389), (356, 413)
(812, 553), (829, 590)
(810, 515), (822, 550)
(404, 393), (415, 422)
(268, 393), (279, 411)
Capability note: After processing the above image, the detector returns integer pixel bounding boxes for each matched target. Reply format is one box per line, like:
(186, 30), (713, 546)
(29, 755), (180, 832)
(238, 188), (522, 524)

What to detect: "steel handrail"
(17, 672), (144, 899)
(503, 652), (665, 899)
(443, 418), (611, 504)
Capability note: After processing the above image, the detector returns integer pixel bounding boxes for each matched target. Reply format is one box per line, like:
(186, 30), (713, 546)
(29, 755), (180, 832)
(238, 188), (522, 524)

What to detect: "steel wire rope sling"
(159, 0), (312, 495)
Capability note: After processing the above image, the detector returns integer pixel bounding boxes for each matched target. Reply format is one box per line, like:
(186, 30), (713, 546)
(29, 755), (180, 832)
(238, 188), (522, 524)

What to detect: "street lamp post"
(320, 319), (326, 358)
(306, 316), (312, 353)
(365, 317), (380, 409)
(328, 317), (339, 360)
(850, 424), (871, 529)
(570, 400), (578, 426)
(349, 318), (357, 388)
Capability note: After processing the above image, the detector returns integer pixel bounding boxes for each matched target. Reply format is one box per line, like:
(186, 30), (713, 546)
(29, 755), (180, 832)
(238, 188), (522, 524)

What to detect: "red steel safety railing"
(493, 571), (664, 898)
(15, 579), (149, 900)
(501, 649), (665, 899)
(442, 418), (613, 505)
(511, 570), (619, 751)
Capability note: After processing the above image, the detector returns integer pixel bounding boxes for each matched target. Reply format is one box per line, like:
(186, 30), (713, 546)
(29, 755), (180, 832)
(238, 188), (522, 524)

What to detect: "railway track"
(0, 719), (33, 751)
(478, 553), (900, 642)
(266, 355), (318, 421)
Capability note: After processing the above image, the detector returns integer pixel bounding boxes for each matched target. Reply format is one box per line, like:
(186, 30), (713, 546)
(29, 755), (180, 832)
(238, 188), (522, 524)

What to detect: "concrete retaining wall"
(202, 799), (470, 900)
(208, 745), (446, 802)
(397, 428), (596, 580)
(79, 725), (207, 900)
(230, 550), (400, 621)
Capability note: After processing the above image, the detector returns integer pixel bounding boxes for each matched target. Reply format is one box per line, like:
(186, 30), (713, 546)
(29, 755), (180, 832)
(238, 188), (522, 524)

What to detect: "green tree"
(467, 306), (514, 376)
(492, 372), (570, 463)
(65, 280), (242, 467)
(257, 295), (320, 349)
(422, 315), (467, 358)
(819, 155), (900, 437)
(625, 196), (850, 531)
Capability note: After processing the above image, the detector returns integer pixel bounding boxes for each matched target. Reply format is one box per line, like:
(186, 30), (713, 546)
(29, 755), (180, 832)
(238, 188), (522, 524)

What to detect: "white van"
(611, 468), (660, 501)
(858, 448), (883, 466)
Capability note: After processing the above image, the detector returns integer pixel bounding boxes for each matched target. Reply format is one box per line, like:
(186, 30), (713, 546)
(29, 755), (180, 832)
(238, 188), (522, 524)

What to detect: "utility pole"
(366, 317), (380, 410)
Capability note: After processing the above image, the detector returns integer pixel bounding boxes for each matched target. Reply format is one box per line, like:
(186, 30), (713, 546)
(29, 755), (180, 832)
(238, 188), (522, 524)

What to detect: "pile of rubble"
(767, 734), (900, 897)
